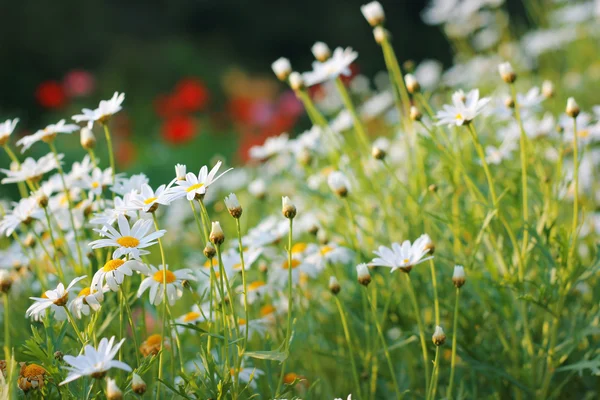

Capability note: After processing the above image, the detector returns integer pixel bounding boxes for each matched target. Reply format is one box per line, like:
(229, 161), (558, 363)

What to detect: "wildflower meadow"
(1, 0), (600, 399)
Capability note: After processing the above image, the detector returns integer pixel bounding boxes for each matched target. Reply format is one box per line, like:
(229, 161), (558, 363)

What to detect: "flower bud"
(224, 193), (242, 219)
(311, 42), (331, 62)
(249, 179), (267, 200)
(308, 224), (319, 236)
(504, 96), (515, 109)
(35, 192), (49, 208)
(106, 378), (123, 400)
(289, 72), (305, 91)
(0, 270), (13, 293)
(361, 1), (385, 27)
(428, 184), (438, 193)
(317, 229), (328, 245)
(132, 373), (147, 395)
(405, 74), (420, 94)
(498, 62), (516, 83)
(203, 242), (216, 259)
(566, 97), (580, 118)
(452, 265), (466, 288)
(327, 171), (350, 198)
(175, 163), (187, 180)
(209, 222), (225, 245)
(373, 26), (387, 44)
(80, 127), (96, 150)
(282, 196), (297, 219)
(357, 263), (371, 286)
(272, 57), (292, 81)
(371, 137), (389, 160)
(420, 233), (435, 255)
(432, 325), (446, 346)
(329, 276), (341, 295)
(410, 106), (422, 121)
(24, 233), (35, 248)
(541, 80), (554, 98)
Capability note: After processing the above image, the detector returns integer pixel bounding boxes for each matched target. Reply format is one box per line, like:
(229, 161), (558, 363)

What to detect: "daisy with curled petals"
(303, 47), (358, 87)
(1, 153), (63, 184)
(60, 336), (131, 384)
(72, 92), (125, 129)
(436, 89), (490, 127)
(88, 214), (166, 260)
(170, 161), (233, 201)
(26, 276), (87, 320)
(17, 120), (79, 153)
(0, 197), (44, 236)
(137, 264), (196, 306)
(92, 258), (149, 292)
(123, 183), (174, 213)
(68, 286), (108, 319)
(370, 238), (434, 273)
(0, 118), (19, 146)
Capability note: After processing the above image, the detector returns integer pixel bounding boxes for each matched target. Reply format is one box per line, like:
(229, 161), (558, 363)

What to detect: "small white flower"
(371, 238), (434, 272)
(357, 263), (371, 285)
(311, 41), (331, 62)
(566, 97), (580, 118)
(249, 133), (289, 160)
(498, 62), (516, 83)
(436, 89), (490, 127)
(248, 179), (267, 199)
(453, 265), (466, 288)
(26, 276), (87, 320)
(224, 193), (241, 211)
(170, 161), (232, 201)
(68, 286), (107, 319)
(272, 57), (292, 81)
(175, 163), (187, 180)
(92, 258), (149, 292)
(88, 214), (166, 260)
(83, 167), (113, 196)
(123, 183), (174, 213)
(72, 92), (125, 129)
(327, 171), (351, 197)
(432, 325), (446, 345)
(80, 127), (96, 149)
(110, 173), (149, 196)
(361, 1), (385, 26)
(176, 304), (209, 327)
(17, 120), (79, 152)
(0, 118), (19, 146)
(60, 336), (132, 384)
(106, 377), (122, 400)
(0, 197), (44, 236)
(288, 72), (304, 91)
(1, 153), (63, 184)
(303, 47), (358, 87)
(137, 265), (195, 305)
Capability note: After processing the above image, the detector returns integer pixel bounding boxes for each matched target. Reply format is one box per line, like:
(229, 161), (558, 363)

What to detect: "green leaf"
(245, 350), (288, 362)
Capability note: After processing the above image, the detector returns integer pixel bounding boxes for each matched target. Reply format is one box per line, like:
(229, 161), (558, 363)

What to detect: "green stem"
(405, 273), (430, 393)
(43, 207), (66, 282)
(426, 347), (440, 400)
(466, 124), (498, 206)
(102, 124), (116, 186)
(3, 293), (9, 362)
(335, 78), (370, 151)
(366, 290), (401, 399)
(448, 288), (461, 400)
(429, 259), (440, 326)
(380, 36), (412, 117)
(152, 214), (168, 400)
(120, 285), (140, 365)
(64, 307), (86, 345)
(335, 296), (363, 400)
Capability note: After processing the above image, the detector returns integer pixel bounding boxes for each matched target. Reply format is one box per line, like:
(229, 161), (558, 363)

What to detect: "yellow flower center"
(282, 259), (301, 270)
(145, 334), (163, 347)
(203, 260), (212, 268)
(144, 197), (157, 205)
(91, 181), (100, 189)
(103, 259), (125, 272)
(291, 243), (308, 254)
(320, 245), (333, 255)
(116, 236), (140, 248)
(283, 372), (302, 384)
(233, 263), (243, 270)
(248, 281), (266, 291)
(152, 270), (176, 284)
(238, 318), (247, 325)
(455, 113), (463, 121)
(78, 287), (91, 297)
(260, 304), (276, 317)
(403, 258), (410, 264)
(21, 364), (46, 378)
(578, 130), (589, 138)
(182, 311), (201, 322)
(186, 183), (204, 193)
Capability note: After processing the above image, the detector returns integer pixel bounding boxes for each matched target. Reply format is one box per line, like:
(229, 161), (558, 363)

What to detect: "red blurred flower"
(228, 97), (255, 125)
(63, 70), (95, 98)
(116, 139), (137, 169)
(154, 94), (181, 119)
(173, 78), (209, 112)
(162, 116), (197, 144)
(35, 81), (67, 109)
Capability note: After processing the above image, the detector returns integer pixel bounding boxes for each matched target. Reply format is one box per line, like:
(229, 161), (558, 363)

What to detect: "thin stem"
(102, 124), (116, 186)
(43, 206), (66, 282)
(64, 307), (86, 345)
(429, 259), (440, 326)
(152, 214), (168, 400)
(335, 296), (363, 400)
(570, 117), (579, 252)
(466, 124), (498, 206)
(366, 290), (402, 399)
(295, 89), (328, 128)
(427, 347), (440, 400)
(405, 273), (430, 393)
(236, 218), (250, 346)
(275, 218), (294, 396)
(380, 36), (411, 118)
(448, 287), (461, 400)
(335, 78), (370, 151)
(120, 285), (140, 365)
(343, 198), (361, 252)
(3, 293), (9, 362)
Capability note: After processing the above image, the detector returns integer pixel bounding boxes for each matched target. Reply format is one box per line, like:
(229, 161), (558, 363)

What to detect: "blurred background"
(0, 0), (534, 183)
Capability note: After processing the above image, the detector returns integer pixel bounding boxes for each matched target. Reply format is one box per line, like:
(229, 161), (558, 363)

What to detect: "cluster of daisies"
(1, 0), (599, 399)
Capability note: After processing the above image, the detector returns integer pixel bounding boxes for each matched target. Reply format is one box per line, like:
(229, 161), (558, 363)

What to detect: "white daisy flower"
(72, 92), (125, 129)
(176, 304), (210, 330)
(230, 366), (265, 390)
(249, 133), (290, 161)
(238, 318), (269, 340)
(26, 276), (87, 320)
(68, 286), (108, 319)
(239, 280), (270, 305)
(0, 197), (44, 236)
(122, 183), (174, 213)
(1, 153), (63, 184)
(88, 214), (166, 260)
(436, 89), (490, 127)
(60, 336), (131, 385)
(137, 265), (195, 306)
(0, 118), (19, 146)
(170, 161), (232, 201)
(371, 238), (434, 272)
(83, 167), (113, 197)
(17, 120), (79, 153)
(110, 173), (149, 196)
(89, 197), (137, 231)
(303, 47), (358, 87)
(305, 243), (354, 271)
(268, 251), (319, 287)
(92, 258), (149, 292)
